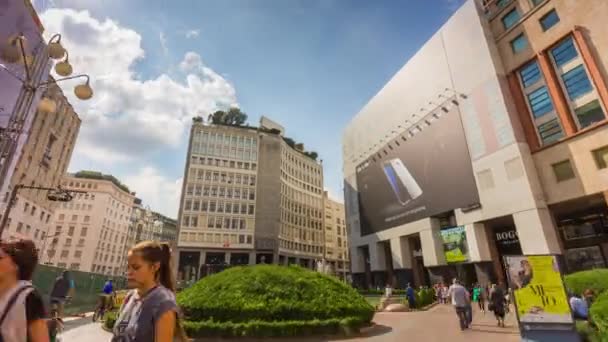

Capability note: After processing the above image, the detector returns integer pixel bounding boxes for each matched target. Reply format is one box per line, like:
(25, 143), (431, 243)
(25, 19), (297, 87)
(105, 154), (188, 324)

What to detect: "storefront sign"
(505, 255), (573, 326)
(494, 227), (522, 255)
(440, 226), (469, 263)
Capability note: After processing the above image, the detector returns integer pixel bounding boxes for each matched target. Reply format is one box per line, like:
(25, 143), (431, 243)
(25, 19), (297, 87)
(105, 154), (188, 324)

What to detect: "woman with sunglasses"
(0, 239), (48, 342)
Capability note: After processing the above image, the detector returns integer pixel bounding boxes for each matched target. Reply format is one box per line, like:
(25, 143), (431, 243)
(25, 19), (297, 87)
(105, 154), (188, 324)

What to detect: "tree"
(308, 151), (319, 161)
(283, 137), (296, 148)
(226, 107), (248, 126)
(209, 110), (226, 125)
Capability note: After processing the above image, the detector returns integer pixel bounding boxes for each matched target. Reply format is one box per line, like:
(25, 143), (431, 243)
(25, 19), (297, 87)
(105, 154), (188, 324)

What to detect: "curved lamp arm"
(39, 74), (89, 87)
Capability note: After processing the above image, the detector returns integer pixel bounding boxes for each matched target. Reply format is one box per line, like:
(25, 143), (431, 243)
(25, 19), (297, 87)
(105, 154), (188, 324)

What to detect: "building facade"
(44, 171), (134, 275)
(0, 82), (80, 249)
(322, 192), (350, 280)
(176, 117), (324, 282)
(343, 0), (608, 289)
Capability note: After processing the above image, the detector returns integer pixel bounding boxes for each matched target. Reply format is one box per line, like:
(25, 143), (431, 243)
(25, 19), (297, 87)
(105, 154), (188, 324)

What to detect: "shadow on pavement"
(63, 316), (97, 332)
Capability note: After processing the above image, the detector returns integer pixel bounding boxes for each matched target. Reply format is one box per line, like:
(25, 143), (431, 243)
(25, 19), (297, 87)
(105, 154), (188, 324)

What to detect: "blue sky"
(33, 0), (465, 217)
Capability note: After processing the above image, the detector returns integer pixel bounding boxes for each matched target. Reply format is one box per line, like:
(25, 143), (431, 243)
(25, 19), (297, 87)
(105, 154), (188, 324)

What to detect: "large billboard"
(356, 106), (479, 235)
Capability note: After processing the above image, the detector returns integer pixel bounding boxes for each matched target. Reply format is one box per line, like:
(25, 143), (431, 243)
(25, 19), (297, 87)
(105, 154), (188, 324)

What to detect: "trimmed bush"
(576, 321), (602, 342)
(564, 269), (608, 296)
(177, 265), (374, 338)
(103, 310), (118, 330)
(590, 291), (608, 337)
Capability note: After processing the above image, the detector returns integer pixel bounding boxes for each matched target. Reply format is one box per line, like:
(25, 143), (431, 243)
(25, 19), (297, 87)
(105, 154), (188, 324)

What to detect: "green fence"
(32, 264), (127, 315)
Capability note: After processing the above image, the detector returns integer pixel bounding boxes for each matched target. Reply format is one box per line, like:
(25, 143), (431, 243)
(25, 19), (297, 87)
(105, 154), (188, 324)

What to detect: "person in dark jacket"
(489, 283), (506, 327)
(49, 271), (74, 318)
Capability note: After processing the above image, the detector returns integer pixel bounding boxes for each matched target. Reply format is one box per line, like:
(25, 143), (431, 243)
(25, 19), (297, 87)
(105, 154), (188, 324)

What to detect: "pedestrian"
(441, 283), (449, 304)
(569, 291), (589, 321)
(447, 278), (471, 331)
(112, 241), (187, 342)
(489, 283), (506, 327)
(406, 283), (416, 309)
(49, 270), (74, 319)
(583, 289), (595, 308)
(434, 284), (441, 304)
(0, 239), (48, 341)
(476, 284), (487, 314)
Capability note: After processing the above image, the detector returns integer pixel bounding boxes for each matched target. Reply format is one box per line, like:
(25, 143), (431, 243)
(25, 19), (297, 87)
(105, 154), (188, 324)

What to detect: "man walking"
(406, 283), (416, 309)
(448, 278), (471, 331)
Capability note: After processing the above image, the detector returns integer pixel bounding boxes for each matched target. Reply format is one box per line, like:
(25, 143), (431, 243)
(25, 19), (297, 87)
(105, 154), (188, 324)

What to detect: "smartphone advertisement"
(356, 106), (479, 235)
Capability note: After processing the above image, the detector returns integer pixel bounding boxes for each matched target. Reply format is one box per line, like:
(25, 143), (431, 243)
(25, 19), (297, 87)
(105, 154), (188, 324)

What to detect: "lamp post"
(0, 184), (87, 238)
(0, 33), (93, 200)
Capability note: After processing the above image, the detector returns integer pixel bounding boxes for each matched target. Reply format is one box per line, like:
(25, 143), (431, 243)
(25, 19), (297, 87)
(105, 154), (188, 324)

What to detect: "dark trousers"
(465, 304), (473, 325)
(455, 306), (468, 330)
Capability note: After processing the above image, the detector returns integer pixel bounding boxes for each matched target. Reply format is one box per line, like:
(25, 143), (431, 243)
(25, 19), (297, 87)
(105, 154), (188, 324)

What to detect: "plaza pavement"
(59, 303), (521, 342)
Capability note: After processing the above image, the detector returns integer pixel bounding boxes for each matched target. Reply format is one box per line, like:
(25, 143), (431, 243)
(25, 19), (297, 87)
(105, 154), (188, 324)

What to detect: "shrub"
(564, 269), (608, 296)
(182, 318), (366, 338)
(590, 291), (608, 337)
(104, 311), (118, 330)
(415, 288), (435, 308)
(576, 321), (602, 342)
(177, 265), (374, 337)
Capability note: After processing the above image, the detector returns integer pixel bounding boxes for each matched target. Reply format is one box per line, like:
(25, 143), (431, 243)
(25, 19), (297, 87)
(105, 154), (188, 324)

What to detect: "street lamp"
(0, 32), (93, 196)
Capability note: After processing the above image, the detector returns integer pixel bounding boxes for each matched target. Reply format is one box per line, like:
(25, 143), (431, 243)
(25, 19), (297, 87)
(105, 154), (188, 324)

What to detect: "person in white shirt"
(447, 278), (471, 331)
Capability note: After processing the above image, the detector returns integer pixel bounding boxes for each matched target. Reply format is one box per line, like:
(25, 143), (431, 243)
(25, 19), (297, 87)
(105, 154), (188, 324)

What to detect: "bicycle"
(48, 303), (65, 342)
(92, 292), (116, 322)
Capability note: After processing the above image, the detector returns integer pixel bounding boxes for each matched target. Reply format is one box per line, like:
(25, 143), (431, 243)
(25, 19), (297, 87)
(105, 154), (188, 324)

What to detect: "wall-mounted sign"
(494, 227), (522, 255)
(440, 226), (469, 263)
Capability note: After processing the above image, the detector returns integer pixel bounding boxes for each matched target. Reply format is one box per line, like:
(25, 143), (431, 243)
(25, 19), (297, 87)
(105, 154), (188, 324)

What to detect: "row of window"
(55, 225), (88, 237)
(183, 200), (255, 215)
(22, 202), (52, 223)
(282, 147), (322, 175)
(92, 264), (120, 275)
(280, 211), (323, 231)
(57, 214), (91, 223)
(191, 141), (258, 161)
(280, 184), (323, 212)
(551, 145), (608, 183)
(180, 231), (253, 245)
(190, 156), (258, 171)
(188, 169), (257, 186)
(185, 184), (256, 201)
(518, 35), (605, 145)
(280, 226), (323, 244)
(61, 202), (94, 211)
(192, 130), (258, 148)
(50, 236), (86, 248)
(279, 239), (323, 255)
(181, 215), (250, 230)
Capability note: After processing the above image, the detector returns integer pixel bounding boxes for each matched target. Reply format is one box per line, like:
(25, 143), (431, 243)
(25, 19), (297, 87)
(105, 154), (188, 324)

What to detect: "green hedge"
(590, 291), (608, 337)
(183, 317), (366, 338)
(103, 311), (118, 330)
(576, 321), (603, 342)
(564, 269), (608, 296)
(177, 265), (374, 325)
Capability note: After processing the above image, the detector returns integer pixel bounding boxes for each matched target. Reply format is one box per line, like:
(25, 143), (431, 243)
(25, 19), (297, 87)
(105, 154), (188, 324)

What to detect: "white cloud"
(122, 167), (182, 218)
(179, 51), (202, 73)
(159, 31), (168, 56)
(184, 29), (200, 39)
(40, 8), (237, 160)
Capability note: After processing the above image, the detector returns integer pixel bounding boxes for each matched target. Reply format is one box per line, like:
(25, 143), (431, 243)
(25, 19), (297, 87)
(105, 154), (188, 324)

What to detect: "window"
(24, 203), (29, 213)
(592, 145), (608, 169)
(81, 227), (88, 236)
(575, 100), (605, 128)
(501, 8), (520, 30)
(208, 216), (215, 228)
(65, 238), (72, 246)
(510, 33), (528, 53)
(531, 0), (544, 6)
(61, 250), (69, 258)
(519, 61), (541, 88)
(540, 9), (559, 31)
(552, 160), (575, 182)
(84, 215), (90, 223)
(71, 215), (77, 221)
(16, 222), (23, 233)
(184, 200), (192, 211)
(551, 37), (578, 67)
(527, 86), (554, 118)
(562, 65), (593, 101)
(74, 250), (82, 258)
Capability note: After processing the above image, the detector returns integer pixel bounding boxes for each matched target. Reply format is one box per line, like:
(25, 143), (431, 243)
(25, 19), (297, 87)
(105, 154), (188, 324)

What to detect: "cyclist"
(49, 271), (74, 319)
(94, 280), (115, 321)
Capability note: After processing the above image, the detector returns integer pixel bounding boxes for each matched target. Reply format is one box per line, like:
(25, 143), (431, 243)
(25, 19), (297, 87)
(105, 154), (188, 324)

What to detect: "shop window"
(540, 9), (559, 31)
(551, 160), (575, 182)
(565, 246), (606, 273)
(510, 33), (528, 53)
(592, 145), (608, 169)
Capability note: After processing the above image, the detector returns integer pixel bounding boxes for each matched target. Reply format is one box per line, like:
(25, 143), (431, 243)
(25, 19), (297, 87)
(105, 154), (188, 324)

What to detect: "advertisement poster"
(355, 106), (479, 236)
(440, 226), (469, 263)
(505, 255), (573, 325)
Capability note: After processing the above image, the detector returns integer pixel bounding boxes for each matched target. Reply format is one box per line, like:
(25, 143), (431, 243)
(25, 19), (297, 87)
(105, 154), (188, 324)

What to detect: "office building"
(176, 117), (324, 282)
(1, 82), (80, 247)
(322, 192), (350, 280)
(342, 0), (608, 289)
(44, 171), (134, 275)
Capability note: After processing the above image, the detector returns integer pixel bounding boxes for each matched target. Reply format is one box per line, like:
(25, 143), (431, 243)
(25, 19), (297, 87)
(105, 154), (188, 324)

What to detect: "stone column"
(224, 252), (231, 265)
(351, 246), (366, 273)
(248, 252), (256, 265)
(513, 208), (562, 255)
(464, 222), (492, 262)
(369, 241), (386, 271)
(390, 237), (413, 288)
(420, 218), (446, 267)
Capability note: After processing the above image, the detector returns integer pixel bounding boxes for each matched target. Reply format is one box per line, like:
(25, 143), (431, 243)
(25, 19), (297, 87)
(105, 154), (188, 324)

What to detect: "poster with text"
(505, 255), (573, 325)
(440, 226), (469, 263)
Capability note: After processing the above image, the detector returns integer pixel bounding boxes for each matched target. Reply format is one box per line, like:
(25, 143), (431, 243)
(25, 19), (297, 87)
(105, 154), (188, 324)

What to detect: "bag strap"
(0, 285), (33, 327)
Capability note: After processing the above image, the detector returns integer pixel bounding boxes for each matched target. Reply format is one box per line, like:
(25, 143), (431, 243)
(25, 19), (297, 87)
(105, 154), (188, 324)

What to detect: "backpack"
(0, 284), (34, 342)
